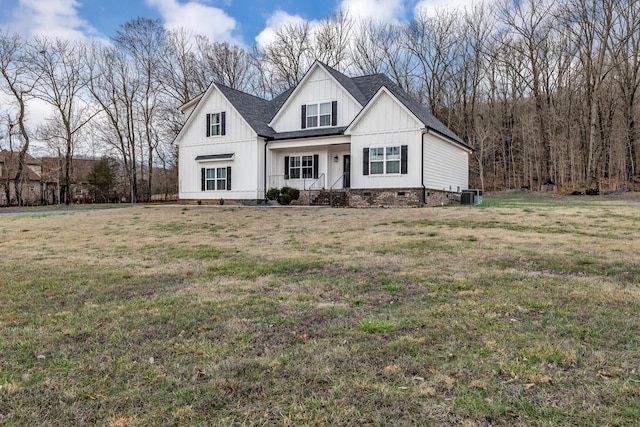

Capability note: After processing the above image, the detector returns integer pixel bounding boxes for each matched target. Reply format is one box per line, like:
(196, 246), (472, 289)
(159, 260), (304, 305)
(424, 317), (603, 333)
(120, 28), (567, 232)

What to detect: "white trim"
(173, 83), (257, 145)
(344, 86), (423, 135)
(178, 94), (204, 112)
(424, 128), (474, 154)
(268, 61), (363, 127)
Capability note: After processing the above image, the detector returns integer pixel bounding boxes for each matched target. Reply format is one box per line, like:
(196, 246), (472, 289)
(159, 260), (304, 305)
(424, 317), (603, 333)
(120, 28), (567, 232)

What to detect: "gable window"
(201, 166), (232, 191)
(301, 101), (337, 129)
(284, 154), (319, 180)
(206, 112), (226, 137)
(363, 146), (408, 176)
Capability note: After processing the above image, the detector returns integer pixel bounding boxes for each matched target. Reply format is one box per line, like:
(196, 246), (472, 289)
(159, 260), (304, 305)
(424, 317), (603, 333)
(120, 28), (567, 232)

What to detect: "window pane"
(206, 169), (215, 179)
(217, 179), (226, 190)
(307, 104), (318, 115)
(387, 160), (400, 174)
(386, 146), (400, 159)
(290, 168), (300, 179)
(302, 167), (313, 178)
(371, 161), (384, 174)
(291, 156), (301, 167)
(319, 102), (331, 114)
(206, 180), (215, 190)
(210, 113), (221, 136)
(302, 156), (313, 166)
(319, 115), (331, 126)
(217, 168), (226, 179)
(307, 116), (317, 128)
(370, 148), (384, 160)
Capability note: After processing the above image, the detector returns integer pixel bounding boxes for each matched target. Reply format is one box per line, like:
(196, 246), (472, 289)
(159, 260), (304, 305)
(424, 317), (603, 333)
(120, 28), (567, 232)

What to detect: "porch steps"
(310, 190), (348, 207)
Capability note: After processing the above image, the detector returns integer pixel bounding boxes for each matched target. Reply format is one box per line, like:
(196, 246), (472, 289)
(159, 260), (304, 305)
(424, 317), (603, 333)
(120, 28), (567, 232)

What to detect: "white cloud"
(254, 10), (312, 48)
(8, 0), (97, 40)
(415, 0), (480, 17)
(339, 0), (406, 23)
(145, 0), (240, 44)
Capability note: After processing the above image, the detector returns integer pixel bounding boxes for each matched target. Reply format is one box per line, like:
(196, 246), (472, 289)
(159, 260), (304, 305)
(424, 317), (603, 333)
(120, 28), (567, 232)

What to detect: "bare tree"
(28, 36), (94, 205)
(312, 9), (353, 71)
(113, 18), (166, 202)
(351, 19), (390, 76)
(406, 9), (462, 116)
(86, 43), (140, 203)
(497, 0), (558, 188)
(562, 0), (616, 192)
(0, 31), (38, 206)
(610, 0), (640, 186)
(197, 38), (254, 92)
(254, 21), (313, 96)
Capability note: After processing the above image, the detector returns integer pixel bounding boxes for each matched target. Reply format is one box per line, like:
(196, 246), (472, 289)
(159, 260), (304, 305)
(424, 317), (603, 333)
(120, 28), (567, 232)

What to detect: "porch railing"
(268, 174), (325, 191)
(329, 172), (350, 207)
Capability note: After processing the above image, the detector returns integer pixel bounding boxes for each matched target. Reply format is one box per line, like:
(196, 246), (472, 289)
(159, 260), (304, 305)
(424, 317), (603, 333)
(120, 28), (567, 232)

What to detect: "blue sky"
(0, 0), (477, 46)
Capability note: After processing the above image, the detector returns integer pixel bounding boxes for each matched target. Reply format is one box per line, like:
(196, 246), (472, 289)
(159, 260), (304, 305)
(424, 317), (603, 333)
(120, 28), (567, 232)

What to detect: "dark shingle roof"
(352, 74), (468, 147)
(216, 84), (275, 137)
(195, 153), (234, 161)
(270, 126), (348, 141)
(194, 62), (467, 148)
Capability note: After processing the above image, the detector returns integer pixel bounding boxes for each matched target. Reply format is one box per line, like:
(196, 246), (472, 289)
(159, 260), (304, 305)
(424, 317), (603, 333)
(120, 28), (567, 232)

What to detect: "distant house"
(41, 157), (98, 204)
(0, 150), (42, 206)
(175, 61), (471, 207)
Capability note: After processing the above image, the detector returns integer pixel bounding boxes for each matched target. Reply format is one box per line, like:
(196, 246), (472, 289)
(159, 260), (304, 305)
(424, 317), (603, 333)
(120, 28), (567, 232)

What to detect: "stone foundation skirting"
(180, 188), (459, 208)
(347, 188), (424, 207)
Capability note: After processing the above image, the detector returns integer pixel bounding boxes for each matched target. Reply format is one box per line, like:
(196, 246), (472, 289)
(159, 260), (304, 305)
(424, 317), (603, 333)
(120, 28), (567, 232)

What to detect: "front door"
(343, 155), (351, 188)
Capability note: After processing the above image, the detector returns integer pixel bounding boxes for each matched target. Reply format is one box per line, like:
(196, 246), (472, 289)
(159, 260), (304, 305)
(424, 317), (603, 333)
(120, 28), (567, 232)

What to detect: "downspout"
(263, 138), (269, 203)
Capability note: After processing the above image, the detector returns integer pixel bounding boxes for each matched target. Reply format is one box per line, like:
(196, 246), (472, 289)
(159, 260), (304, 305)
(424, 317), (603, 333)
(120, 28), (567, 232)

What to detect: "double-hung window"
(206, 112), (226, 137)
(363, 145), (408, 176)
(284, 154), (319, 180)
(370, 146), (400, 175)
(289, 155), (314, 179)
(306, 103), (331, 128)
(302, 101), (337, 129)
(201, 166), (231, 191)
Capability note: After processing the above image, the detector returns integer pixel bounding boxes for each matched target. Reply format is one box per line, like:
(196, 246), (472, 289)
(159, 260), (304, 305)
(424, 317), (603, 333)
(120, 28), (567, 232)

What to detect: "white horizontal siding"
(423, 133), (469, 192)
(271, 67), (361, 132)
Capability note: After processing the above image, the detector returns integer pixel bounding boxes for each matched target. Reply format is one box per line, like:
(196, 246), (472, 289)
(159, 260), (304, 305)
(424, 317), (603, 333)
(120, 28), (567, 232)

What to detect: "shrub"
(277, 193), (292, 205)
(266, 188), (280, 201)
(219, 198), (225, 205)
(281, 186), (300, 201)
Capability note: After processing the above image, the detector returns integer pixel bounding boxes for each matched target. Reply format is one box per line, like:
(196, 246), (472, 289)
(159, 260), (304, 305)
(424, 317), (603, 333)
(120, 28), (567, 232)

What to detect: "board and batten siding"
(271, 66), (362, 132)
(423, 132), (469, 192)
(177, 86), (263, 200)
(348, 90), (424, 189)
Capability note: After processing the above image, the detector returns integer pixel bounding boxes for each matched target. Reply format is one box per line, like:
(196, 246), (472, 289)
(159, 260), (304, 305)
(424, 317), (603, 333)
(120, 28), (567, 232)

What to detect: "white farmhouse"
(175, 61), (472, 207)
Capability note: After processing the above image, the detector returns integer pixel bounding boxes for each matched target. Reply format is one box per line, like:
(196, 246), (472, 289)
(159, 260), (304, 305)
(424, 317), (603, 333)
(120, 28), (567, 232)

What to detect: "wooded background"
(1, 0), (638, 204)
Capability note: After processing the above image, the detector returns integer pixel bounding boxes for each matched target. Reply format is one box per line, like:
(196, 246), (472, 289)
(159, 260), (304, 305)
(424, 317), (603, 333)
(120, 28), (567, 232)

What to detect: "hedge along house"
(175, 61), (472, 207)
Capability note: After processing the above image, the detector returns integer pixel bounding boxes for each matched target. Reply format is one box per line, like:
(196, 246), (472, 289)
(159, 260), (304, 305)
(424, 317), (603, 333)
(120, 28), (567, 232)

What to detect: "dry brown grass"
(1, 192), (639, 426)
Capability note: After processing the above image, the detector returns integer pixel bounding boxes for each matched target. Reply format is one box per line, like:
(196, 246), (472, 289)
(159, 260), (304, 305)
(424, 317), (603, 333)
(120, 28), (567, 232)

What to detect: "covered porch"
(266, 137), (351, 194)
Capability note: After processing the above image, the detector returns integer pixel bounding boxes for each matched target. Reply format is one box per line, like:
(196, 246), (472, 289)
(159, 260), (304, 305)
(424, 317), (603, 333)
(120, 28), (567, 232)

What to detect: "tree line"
(1, 0), (639, 206)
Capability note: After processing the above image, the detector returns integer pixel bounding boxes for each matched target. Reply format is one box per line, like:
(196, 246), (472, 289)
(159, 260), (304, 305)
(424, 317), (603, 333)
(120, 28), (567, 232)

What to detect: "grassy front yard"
(1, 192), (639, 426)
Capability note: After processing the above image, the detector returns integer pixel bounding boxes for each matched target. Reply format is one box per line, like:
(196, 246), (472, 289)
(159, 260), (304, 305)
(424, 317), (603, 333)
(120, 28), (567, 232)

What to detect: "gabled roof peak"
(176, 61), (466, 147)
